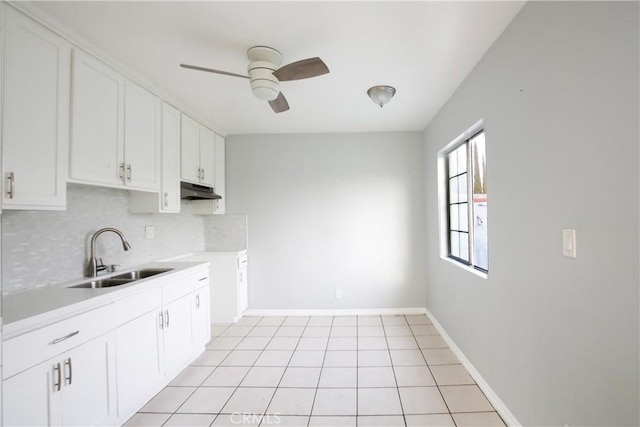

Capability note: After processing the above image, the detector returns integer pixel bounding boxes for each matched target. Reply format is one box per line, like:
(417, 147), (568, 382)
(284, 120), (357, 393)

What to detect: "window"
(442, 127), (488, 273)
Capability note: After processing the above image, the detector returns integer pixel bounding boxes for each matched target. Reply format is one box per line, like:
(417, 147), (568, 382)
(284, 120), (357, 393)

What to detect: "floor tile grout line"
(209, 316), (280, 425)
(306, 315), (336, 426)
(159, 319), (259, 427)
(409, 314), (456, 422)
(259, 315), (309, 426)
(380, 315), (408, 427)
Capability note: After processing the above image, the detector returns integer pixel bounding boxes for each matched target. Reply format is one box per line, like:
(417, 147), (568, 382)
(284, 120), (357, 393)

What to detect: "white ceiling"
(31, 1), (525, 136)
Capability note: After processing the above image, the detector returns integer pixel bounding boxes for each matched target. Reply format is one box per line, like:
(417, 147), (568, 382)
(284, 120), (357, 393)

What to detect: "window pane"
(450, 205), (459, 230)
(450, 232), (460, 258)
(459, 232), (469, 262)
(457, 143), (467, 173)
(449, 178), (458, 203)
(471, 131), (488, 271)
(458, 203), (468, 232)
(448, 150), (458, 177)
(474, 200), (488, 271)
(471, 132), (487, 196)
(457, 174), (467, 203)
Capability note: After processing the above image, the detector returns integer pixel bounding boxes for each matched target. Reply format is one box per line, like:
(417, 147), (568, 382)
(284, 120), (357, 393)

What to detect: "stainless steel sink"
(69, 268), (174, 289)
(70, 278), (134, 289)
(112, 268), (174, 280)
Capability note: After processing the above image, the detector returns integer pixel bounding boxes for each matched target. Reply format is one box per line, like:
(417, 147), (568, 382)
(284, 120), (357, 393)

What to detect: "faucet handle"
(96, 258), (107, 273)
(106, 264), (120, 273)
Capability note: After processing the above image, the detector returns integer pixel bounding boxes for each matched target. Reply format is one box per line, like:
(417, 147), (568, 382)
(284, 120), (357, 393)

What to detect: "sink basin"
(69, 268), (174, 289)
(112, 268), (174, 280)
(70, 278), (134, 289)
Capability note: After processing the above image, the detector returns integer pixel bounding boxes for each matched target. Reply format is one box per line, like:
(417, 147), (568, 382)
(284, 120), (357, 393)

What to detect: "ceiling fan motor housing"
(247, 46), (283, 101)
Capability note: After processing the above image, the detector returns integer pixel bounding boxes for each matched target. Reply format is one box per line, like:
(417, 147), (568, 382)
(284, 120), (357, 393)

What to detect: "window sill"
(440, 256), (488, 279)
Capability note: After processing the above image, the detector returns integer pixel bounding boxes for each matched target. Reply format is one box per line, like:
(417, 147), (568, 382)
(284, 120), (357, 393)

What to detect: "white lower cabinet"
(3, 332), (115, 427)
(3, 264), (210, 427)
(115, 308), (163, 418)
(192, 285), (211, 349)
(176, 251), (247, 324)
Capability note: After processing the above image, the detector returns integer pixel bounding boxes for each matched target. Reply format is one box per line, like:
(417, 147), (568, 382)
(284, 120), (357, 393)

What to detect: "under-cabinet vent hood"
(180, 181), (222, 200)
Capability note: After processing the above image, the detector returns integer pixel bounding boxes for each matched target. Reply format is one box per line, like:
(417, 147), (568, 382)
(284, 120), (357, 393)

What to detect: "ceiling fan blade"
(269, 92), (290, 113)
(273, 57), (329, 81)
(180, 64), (249, 79)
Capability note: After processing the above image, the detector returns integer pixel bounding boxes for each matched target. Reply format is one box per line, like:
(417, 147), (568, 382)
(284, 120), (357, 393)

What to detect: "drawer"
(3, 303), (115, 379)
(114, 287), (162, 326)
(162, 269), (199, 304)
(237, 252), (248, 268)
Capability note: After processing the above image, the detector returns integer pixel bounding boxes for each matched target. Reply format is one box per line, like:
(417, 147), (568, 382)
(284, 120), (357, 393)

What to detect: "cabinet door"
(199, 126), (216, 187)
(238, 265), (249, 317)
(3, 359), (61, 426)
(2, 6), (70, 210)
(163, 294), (194, 374)
(213, 134), (226, 214)
(180, 114), (200, 184)
(70, 50), (125, 187)
(61, 333), (115, 427)
(161, 103), (181, 212)
(192, 285), (211, 348)
(123, 80), (161, 191)
(115, 310), (163, 418)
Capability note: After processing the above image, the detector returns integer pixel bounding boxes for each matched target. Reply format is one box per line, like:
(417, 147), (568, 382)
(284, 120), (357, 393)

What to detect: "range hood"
(180, 181), (222, 200)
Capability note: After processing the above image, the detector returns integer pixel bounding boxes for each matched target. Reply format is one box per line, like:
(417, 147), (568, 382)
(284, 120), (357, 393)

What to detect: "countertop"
(3, 261), (209, 338)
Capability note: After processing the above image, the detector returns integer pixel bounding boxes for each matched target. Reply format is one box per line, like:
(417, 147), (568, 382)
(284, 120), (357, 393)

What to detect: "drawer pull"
(198, 277), (208, 282)
(49, 331), (79, 345)
(53, 363), (62, 392)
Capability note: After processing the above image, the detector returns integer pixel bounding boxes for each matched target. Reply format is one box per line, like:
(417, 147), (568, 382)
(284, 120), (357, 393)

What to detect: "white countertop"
(3, 261), (209, 338)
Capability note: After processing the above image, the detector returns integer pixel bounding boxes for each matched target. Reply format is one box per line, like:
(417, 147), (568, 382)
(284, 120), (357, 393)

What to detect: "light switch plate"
(145, 226), (155, 240)
(562, 229), (576, 258)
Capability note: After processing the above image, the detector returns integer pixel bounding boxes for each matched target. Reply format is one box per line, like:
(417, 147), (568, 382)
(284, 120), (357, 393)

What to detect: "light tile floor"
(125, 315), (506, 427)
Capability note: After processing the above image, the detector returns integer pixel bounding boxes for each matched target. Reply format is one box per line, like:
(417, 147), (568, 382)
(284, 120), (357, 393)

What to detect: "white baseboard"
(243, 307), (427, 317)
(425, 308), (521, 427)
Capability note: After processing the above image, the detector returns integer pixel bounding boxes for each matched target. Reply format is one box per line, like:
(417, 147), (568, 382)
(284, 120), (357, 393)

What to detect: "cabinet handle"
(64, 358), (73, 386)
(198, 277), (208, 282)
(159, 311), (164, 330)
(119, 163), (125, 180)
(201, 168), (205, 180)
(196, 294), (200, 309)
(53, 363), (62, 392)
(126, 164), (132, 182)
(164, 192), (169, 207)
(49, 330), (79, 345)
(6, 172), (15, 199)
(165, 309), (170, 328)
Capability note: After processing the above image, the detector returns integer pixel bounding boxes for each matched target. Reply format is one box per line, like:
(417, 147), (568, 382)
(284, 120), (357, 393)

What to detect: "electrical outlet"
(145, 226), (155, 240)
(335, 289), (343, 300)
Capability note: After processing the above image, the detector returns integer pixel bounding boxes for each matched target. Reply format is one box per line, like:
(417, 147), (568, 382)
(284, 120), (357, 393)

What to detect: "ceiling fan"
(180, 46), (329, 113)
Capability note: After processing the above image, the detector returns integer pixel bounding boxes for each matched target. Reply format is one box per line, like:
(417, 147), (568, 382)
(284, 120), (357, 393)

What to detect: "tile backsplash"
(1, 184), (206, 294)
(203, 214), (248, 251)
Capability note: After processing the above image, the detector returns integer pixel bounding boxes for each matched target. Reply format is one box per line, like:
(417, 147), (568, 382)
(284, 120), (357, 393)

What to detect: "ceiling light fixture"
(367, 85), (396, 107)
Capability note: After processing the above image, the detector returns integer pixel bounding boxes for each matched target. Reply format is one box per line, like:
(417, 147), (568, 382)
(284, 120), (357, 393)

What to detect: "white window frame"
(437, 119), (488, 278)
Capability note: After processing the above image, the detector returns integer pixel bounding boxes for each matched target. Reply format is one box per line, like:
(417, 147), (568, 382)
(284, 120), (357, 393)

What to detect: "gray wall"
(423, 2), (639, 426)
(2, 184), (205, 293)
(226, 132), (426, 310)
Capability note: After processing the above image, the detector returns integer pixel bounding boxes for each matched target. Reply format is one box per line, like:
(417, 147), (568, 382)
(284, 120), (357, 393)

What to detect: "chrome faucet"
(88, 227), (132, 277)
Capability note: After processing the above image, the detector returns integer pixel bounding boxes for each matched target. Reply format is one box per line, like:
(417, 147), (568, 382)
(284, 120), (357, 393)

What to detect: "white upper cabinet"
(161, 103), (181, 212)
(123, 80), (161, 191)
(180, 114), (200, 184)
(198, 126), (215, 187)
(213, 133), (226, 214)
(129, 102), (181, 213)
(180, 113), (216, 187)
(2, 6), (71, 210)
(70, 50), (160, 192)
(70, 49), (124, 187)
